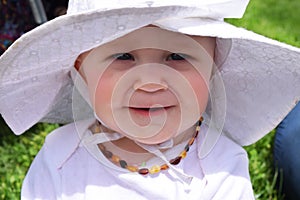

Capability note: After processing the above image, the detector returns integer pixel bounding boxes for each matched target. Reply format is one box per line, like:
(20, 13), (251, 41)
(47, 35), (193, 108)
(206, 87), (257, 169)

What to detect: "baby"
(0, 0), (299, 199)
(22, 26), (252, 199)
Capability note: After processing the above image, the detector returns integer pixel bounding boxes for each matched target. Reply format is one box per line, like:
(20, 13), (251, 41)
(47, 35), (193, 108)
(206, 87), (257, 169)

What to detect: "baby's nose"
(134, 82), (168, 92)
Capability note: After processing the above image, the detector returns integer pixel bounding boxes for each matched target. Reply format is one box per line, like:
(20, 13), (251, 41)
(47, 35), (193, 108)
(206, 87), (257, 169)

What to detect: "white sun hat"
(0, 0), (299, 146)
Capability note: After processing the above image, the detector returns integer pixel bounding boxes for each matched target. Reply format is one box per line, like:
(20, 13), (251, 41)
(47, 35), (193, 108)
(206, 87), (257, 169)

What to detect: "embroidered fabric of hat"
(0, 0), (36, 55)
(92, 117), (203, 175)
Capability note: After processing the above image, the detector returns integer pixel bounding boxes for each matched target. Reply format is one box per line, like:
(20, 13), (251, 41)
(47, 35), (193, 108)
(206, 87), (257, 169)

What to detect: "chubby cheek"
(91, 70), (127, 132)
(185, 72), (209, 115)
(94, 79), (113, 110)
(88, 70), (119, 127)
(197, 78), (209, 112)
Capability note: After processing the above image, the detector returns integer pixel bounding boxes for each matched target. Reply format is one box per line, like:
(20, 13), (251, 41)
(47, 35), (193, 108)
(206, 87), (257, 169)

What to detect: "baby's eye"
(166, 53), (187, 61)
(113, 53), (135, 61)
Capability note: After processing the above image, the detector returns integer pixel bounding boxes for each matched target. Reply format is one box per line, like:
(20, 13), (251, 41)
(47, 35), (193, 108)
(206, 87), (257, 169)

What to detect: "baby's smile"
(128, 105), (175, 117)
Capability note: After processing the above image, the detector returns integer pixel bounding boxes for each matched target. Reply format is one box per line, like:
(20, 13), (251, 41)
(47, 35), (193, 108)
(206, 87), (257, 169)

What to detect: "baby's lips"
(127, 91), (179, 109)
(133, 82), (168, 92)
(127, 104), (175, 109)
(127, 106), (176, 114)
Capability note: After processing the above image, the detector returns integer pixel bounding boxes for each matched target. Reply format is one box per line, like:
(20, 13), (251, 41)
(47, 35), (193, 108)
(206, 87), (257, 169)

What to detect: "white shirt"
(22, 120), (255, 200)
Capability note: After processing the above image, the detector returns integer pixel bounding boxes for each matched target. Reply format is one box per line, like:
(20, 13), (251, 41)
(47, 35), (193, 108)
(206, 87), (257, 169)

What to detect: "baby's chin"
(120, 123), (196, 146)
(118, 126), (177, 145)
(130, 134), (174, 145)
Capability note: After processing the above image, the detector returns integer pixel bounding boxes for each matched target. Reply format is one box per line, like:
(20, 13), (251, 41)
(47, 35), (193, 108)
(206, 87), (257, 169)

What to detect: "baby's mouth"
(128, 106), (174, 116)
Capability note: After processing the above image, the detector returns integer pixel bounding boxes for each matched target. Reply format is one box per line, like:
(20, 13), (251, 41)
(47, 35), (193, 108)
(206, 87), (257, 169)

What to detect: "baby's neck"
(113, 126), (195, 152)
(97, 124), (196, 165)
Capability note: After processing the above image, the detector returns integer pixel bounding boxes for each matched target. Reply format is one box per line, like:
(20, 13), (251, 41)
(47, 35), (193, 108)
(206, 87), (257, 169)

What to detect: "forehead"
(78, 26), (216, 63)
(109, 27), (214, 50)
(91, 27), (215, 55)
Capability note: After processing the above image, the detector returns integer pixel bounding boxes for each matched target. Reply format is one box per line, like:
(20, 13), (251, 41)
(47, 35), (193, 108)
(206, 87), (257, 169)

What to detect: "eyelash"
(113, 53), (135, 61)
(166, 53), (187, 61)
(112, 53), (187, 61)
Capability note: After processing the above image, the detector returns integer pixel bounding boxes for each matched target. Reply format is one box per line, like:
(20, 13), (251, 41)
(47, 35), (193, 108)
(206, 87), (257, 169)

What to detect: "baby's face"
(76, 27), (215, 144)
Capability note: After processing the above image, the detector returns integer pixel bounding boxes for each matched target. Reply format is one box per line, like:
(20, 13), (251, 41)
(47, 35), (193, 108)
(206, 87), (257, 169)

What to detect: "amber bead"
(98, 144), (106, 152)
(170, 156), (182, 165)
(103, 150), (113, 159)
(180, 150), (187, 158)
(149, 165), (161, 174)
(111, 155), (120, 163)
(200, 116), (204, 122)
(138, 168), (149, 175)
(188, 137), (195, 146)
(91, 125), (101, 133)
(119, 160), (128, 168)
(160, 164), (169, 170)
(127, 165), (139, 172)
(184, 144), (190, 152)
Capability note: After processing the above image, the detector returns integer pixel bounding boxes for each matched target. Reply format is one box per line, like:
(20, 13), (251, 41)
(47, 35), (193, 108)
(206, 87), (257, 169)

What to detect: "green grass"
(244, 131), (284, 200)
(226, 0), (300, 47)
(0, 0), (299, 199)
(0, 122), (58, 199)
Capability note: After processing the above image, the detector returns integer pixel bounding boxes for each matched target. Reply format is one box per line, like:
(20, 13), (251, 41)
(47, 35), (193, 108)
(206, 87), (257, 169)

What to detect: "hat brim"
(0, 6), (299, 146)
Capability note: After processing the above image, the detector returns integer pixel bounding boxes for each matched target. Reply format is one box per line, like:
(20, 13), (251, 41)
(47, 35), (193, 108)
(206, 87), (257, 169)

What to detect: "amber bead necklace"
(92, 117), (203, 176)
